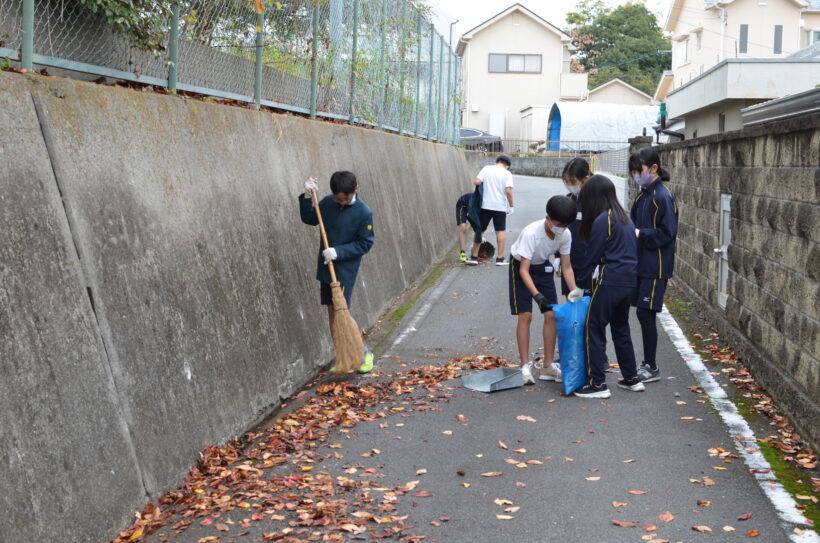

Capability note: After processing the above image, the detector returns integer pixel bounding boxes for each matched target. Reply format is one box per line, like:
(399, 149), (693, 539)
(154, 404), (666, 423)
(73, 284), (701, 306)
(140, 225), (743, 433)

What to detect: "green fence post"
(426, 23), (434, 140)
(397, 0), (407, 134)
(254, 10), (264, 109)
(348, 0), (359, 124)
(310, 1), (319, 119)
(435, 35), (445, 141)
(444, 48), (452, 143)
(413, 13), (422, 137)
(21, 0), (34, 70)
(168, 3), (180, 93)
(377, 0), (388, 130)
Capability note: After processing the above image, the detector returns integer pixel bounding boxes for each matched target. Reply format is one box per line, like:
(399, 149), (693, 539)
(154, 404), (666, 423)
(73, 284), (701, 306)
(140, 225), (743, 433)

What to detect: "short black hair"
(496, 154), (511, 167)
(562, 157), (590, 182)
(546, 195), (576, 226)
(330, 171), (357, 194)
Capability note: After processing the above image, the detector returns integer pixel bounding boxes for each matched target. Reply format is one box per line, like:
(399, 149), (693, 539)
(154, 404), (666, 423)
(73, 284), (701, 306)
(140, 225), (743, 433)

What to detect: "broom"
(310, 189), (365, 373)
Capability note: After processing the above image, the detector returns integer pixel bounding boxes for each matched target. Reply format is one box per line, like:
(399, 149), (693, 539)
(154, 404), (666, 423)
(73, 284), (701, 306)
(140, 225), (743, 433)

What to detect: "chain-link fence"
(0, 0), (460, 142)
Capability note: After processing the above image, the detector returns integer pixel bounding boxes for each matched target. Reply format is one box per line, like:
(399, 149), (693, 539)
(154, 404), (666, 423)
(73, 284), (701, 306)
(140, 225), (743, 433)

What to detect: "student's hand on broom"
(568, 288), (584, 302)
(305, 178), (320, 197)
(323, 247), (337, 264)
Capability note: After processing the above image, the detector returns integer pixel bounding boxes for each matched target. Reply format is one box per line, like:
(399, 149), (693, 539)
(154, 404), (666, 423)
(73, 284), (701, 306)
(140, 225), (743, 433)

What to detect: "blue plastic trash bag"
(553, 296), (591, 395)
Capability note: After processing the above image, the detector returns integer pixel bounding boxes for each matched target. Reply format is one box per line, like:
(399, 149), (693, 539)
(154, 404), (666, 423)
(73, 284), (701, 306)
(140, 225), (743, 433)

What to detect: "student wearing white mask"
(558, 158), (593, 299)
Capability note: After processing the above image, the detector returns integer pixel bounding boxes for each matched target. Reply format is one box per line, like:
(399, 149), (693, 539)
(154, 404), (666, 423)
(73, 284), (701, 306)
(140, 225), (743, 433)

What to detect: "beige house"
(665, 0), (820, 91)
(455, 3), (586, 140)
(587, 78), (654, 105)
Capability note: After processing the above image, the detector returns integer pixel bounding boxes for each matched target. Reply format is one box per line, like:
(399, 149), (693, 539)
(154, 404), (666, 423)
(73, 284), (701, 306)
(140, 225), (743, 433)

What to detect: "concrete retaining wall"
(0, 71), (470, 543)
(633, 116), (820, 449)
(463, 152), (571, 178)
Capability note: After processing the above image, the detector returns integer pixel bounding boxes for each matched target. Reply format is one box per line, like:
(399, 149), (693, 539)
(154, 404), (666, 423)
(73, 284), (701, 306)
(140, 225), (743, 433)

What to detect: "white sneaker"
(539, 362), (562, 381)
(521, 363), (535, 385)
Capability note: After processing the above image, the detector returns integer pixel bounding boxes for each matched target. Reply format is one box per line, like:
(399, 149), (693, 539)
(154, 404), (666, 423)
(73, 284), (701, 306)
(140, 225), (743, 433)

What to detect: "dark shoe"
(617, 376), (646, 392)
(574, 383), (611, 398)
(465, 255), (479, 266)
(637, 363), (660, 383)
(495, 257), (509, 266)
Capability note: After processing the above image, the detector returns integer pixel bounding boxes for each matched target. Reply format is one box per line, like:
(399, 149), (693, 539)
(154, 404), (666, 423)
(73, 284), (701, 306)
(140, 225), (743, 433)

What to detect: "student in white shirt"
(509, 196), (584, 384)
(466, 155), (514, 266)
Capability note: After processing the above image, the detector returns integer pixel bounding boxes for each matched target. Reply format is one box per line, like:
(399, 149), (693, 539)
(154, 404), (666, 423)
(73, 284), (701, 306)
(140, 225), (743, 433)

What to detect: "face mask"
(566, 185), (581, 196)
(633, 171), (655, 187)
(550, 225), (566, 236)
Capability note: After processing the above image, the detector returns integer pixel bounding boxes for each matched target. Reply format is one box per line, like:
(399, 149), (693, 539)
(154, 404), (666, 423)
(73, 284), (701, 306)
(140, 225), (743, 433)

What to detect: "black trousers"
(585, 284), (638, 386)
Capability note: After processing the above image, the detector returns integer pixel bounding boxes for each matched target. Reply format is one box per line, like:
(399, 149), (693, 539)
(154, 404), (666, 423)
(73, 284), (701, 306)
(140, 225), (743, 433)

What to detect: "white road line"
(658, 306), (818, 542)
(383, 267), (458, 357)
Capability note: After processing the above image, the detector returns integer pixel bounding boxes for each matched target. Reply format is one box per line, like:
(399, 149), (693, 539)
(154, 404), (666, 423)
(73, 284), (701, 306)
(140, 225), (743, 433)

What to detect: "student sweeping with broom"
(300, 172), (375, 373)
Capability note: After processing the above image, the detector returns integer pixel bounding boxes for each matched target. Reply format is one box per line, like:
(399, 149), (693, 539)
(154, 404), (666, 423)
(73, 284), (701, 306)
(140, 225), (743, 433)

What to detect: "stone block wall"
(635, 116), (820, 449)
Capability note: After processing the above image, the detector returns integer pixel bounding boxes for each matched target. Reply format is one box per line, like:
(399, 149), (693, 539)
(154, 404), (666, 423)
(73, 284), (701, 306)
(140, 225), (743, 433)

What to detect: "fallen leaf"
(493, 498), (513, 506)
(712, 466), (727, 471)
(515, 462), (528, 469)
(496, 514), (514, 520)
(482, 472), (503, 477)
(643, 523), (657, 532)
(612, 520), (637, 528)
(505, 506), (521, 513)
(723, 526), (735, 532)
(692, 525), (712, 532)
(215, 523), (230, 532)
(459, 482), (471, 487)
(703, 476), (715, 486)
(746, 530), (760, 537)
(416, 468), (427, 475)
(457, 470), (465, 476)
(585, 477), (601, 482)
(513, 448), (527, 454)
(516, 415), (537, 423)
(737, 513), (752, 521)
(612, 501), (628, 508)
(697, 500), (711, 507)
(456, 414), (468, 422)
(442, 430), (453, 435)
(498, 441), (508, 450)
(628, 490), (647, 495)
(516, 481), (527, 487)
(659, 511), (674, 522)
(414, 490), (433, 498)
(526, 460), (543, 465)
(622, 459), (636, 463)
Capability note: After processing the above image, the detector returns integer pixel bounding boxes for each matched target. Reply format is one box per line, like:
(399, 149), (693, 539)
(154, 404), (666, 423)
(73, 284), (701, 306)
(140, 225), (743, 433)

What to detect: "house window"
(696, 32), (702, 51)
(774, 25), (783, 54)
(488, 54), (542, 73)
(739, 24), (749, 54)
(718, 113), (726, 133)
(675, 39), (689, 66)
(808, 30), (820, 45)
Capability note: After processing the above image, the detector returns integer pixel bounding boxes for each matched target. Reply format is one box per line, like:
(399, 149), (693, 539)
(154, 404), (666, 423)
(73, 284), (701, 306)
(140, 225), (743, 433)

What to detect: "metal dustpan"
(462, 367), (524, 392)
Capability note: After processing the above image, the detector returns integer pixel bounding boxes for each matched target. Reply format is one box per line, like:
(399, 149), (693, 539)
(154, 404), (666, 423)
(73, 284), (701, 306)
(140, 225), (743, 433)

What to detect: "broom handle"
(309, 189), (338, 284)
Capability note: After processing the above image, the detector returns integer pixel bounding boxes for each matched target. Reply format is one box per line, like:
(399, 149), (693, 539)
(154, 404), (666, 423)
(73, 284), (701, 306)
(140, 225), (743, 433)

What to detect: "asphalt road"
(147, 174), (812, 543)
(355, 174), (798, 542)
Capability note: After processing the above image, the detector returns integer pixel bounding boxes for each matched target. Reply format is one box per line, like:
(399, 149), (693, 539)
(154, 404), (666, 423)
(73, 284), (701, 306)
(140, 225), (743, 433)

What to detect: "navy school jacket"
(466, 184), (484, 234)
(630, 180), (678, 279)
(299, 194), (375, 288)
(575, 209), (638, 288)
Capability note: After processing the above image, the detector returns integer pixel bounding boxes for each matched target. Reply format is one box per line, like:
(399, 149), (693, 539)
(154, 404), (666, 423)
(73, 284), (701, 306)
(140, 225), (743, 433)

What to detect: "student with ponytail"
(628, 147), (678, 383)
(573, 175), (644, 398)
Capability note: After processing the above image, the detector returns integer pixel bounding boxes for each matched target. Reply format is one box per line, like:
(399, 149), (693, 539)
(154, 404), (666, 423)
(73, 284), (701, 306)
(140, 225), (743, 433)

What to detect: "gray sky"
(428, 0), (673, 46)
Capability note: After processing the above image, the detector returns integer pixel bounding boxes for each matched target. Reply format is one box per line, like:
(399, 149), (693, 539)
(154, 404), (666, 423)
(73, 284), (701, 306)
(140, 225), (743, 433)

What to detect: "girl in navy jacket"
(629, 148), (678, 384)
(574, 175), (645, 398)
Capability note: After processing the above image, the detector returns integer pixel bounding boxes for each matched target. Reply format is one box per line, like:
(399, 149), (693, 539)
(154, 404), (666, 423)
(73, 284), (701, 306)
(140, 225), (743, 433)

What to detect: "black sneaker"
(465, 255), (479, 266)
(637, 363), (660, 383)
(617, 376), (646, 392)
(574, 383), (611, 398)
(495, 257), (509, 266)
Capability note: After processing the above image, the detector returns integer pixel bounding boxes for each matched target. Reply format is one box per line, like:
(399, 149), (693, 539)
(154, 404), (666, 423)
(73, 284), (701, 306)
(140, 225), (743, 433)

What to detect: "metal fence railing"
(490, 139), (629, 157)
(592, 146), (630, 178)
(0, 0), (461, 143)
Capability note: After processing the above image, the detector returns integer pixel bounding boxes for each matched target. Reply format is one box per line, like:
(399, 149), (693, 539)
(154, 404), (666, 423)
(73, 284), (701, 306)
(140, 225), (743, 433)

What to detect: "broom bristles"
(330, 282), (364, 373)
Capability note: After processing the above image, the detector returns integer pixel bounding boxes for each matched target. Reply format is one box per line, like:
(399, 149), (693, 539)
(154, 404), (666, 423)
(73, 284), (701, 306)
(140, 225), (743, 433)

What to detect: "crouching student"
(629, 148), (678, 383)
(509, 196), (583, 385)
(573, 175), (644, 398)
(455, 192), (472, 262)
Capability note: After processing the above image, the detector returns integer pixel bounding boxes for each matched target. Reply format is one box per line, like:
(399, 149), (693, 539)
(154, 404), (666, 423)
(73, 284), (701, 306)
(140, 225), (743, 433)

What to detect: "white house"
(455, 3), (586, 141)
(587, 78), (654, 106)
